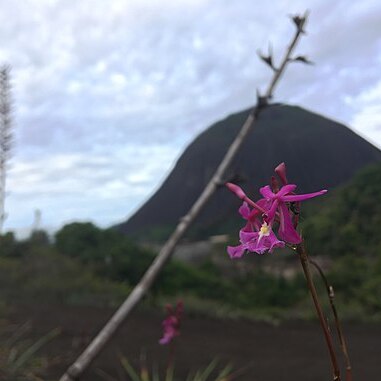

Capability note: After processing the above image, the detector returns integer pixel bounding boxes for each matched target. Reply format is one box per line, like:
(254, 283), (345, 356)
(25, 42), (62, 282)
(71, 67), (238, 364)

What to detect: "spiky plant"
(0, 65), (13, 234)
(96, 357), (238, 381)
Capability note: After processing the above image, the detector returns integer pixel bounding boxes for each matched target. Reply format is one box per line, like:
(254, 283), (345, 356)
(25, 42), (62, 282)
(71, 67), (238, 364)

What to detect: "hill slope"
(303, 162), (381, 257)
(117, 104), (381, 241)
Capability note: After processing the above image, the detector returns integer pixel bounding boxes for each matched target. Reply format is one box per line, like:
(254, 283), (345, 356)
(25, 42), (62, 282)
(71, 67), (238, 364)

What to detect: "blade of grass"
(198, 358), (219, 381)
(120, 356), (141, 381)
(152, 363), (160, 381)
(215, 363), (233, 381)
(6, 321), (31, 347)
(9, 327), (61, 373)
(164, 364), (174, 381)
(95, 368), (119, 381)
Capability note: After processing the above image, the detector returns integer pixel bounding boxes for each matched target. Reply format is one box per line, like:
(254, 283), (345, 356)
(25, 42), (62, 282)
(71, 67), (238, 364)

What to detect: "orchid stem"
(296, 243), (341, 381)
(309, 259), (352, 381)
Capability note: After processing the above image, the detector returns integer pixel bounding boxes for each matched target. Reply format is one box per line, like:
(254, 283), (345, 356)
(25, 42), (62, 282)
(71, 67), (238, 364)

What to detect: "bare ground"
(8, 303), (381, 381)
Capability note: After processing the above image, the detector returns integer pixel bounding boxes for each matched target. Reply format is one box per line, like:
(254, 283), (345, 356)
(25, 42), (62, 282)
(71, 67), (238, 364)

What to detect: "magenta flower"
(227, 220), (285, 258)
(260, 184), (327, 244)
(159, 301), (183, 345)
(274, 162), (288, 185)
(227, 201), (285, 257)
(226, 163), (327, 257)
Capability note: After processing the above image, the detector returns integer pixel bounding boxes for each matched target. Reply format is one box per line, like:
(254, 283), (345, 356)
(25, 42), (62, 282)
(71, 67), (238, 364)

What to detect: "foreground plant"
(226, 163), (350, 381)
(0, 322), (60, 380)
(97, 302), (239, 381)
(159, 300), (184, 373)
(97, 357), (235, 381)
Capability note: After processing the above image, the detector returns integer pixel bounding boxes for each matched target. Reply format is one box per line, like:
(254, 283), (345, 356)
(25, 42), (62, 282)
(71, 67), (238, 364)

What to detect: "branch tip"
(290, 11), (309, 33)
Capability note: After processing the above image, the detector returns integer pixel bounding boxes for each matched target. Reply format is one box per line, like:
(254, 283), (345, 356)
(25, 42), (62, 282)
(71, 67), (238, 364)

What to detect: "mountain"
(117, 104), (381, 241)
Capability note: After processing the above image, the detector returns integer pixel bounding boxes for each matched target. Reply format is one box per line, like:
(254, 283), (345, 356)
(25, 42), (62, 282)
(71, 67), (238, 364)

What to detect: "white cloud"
(349, 80), (381, 147)
(5, 143), (179, 231)
(0, 0), (380, 232)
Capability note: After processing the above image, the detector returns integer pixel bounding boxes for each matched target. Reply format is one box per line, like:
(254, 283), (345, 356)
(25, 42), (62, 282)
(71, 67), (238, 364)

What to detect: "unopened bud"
(225, 182), (247, 200)
(275, 162), (288, 185)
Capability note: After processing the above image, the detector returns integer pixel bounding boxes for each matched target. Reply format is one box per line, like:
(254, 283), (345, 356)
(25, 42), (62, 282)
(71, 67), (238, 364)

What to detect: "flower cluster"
(159, 300), (184, 345)
(226, 163), (327, 258)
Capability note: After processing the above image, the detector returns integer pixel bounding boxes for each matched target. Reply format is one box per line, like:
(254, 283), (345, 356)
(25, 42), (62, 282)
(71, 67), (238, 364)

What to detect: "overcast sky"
(1, 0), (381, 235)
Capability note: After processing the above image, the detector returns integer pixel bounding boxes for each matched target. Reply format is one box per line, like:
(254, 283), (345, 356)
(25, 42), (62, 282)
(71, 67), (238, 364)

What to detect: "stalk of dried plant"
(0, 65), (13, 234)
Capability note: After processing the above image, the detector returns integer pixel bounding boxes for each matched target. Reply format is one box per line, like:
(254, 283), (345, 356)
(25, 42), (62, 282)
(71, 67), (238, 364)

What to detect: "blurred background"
(0, 1), (380, 380)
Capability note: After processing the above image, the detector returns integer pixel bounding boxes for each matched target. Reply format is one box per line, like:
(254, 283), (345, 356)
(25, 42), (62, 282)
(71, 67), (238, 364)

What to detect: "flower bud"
(225, 182), (246, 200)
(275, 162), (288, 185)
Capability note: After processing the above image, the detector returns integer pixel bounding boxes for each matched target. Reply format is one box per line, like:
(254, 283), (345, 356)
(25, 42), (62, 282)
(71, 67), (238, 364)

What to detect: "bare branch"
(264, 12), (309, 100)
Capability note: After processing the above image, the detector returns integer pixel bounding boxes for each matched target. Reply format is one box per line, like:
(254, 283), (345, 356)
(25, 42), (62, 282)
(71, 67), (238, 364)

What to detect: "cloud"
(348, 79), (381, 147)
(0, 0), (380, 232)
(6, 143), (178, 229)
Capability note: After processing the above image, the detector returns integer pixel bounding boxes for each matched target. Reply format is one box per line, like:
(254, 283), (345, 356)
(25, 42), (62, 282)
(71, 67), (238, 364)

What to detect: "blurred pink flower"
(159, 300), (183, 345)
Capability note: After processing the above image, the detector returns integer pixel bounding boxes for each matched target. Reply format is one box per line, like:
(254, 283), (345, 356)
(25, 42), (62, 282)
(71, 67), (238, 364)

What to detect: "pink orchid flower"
(227, 201), (285, 258)
(260, 184), (327, 244)
(159, 300), (183, 345)
(227, 220), (285, 258)
(226, 163), (327, 256)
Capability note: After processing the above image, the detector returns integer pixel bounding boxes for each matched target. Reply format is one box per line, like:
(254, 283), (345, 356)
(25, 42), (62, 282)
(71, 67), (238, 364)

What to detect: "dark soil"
(8, 303), (381, 381)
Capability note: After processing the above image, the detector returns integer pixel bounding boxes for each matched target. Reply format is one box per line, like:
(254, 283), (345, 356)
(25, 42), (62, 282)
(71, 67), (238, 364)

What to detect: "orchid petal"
(275, 162), (288, 185)
(260, 185), (275, 199)
(263, 231), (285, 252)
(266, 198), (279, 222)
(277, 184), (297, 197)
(238, 202), (251, 219)
(278, 202), (302, 244)
(281, 189), (327, 202)
(246, 227), (284, 254)
(247, 239), (268, 254)
(239, 229), (258, 243)
(227, 245), (246, 259)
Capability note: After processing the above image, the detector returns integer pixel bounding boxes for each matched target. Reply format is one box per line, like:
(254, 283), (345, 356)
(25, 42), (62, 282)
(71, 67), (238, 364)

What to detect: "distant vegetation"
(301, 163), (381, 317)
(303, 163), (381, 258)
(0, 230), (130, 307)
(0, 163), (381, 321)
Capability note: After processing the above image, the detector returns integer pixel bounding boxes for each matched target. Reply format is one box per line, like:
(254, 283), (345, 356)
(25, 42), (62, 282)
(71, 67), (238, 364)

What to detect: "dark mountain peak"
(117, 104), (381, 241)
